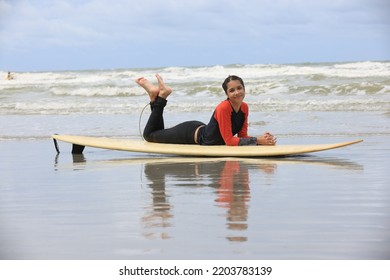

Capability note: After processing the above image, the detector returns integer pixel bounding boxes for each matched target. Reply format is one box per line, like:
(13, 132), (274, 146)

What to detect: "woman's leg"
(136, 77), (164, 141)
(143, 96), (167, 142)
(147, 120), (205, 144)
(139, 75), (172, 142)
(138, 74), (204, 144)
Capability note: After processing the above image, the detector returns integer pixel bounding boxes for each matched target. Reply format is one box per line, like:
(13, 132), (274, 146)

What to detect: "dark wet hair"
(222, 75), (245, 94)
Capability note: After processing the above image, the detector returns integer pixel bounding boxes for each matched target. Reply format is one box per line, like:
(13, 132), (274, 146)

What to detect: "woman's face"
(226, 80), (245, 102)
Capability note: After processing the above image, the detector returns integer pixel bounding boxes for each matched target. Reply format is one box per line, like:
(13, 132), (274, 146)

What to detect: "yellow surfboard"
(52, 134), (363, 157)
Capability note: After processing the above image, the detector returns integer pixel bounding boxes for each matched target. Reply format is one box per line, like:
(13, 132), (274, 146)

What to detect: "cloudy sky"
(0, 0), (389, 71)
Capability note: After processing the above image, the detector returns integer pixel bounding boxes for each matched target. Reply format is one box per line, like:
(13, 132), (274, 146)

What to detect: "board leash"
(53, 133), (60, 153)
(138, 103), (149, 141)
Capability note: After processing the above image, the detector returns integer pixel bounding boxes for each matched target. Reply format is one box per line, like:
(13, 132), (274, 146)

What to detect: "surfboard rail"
(52, 134), (363, 157)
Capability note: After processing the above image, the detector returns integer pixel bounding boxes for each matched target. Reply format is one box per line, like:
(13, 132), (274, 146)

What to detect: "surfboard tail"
(52, 134), (85, 154)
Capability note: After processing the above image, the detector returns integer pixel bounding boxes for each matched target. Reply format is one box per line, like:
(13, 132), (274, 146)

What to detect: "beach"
(1, 62), (389, 259)
(0, 135), (389, 260)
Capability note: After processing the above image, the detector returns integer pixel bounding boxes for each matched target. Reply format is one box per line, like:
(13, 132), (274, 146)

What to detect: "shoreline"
(0, 110), (389, 142)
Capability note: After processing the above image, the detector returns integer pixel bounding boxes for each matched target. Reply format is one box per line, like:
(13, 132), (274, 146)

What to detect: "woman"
(136, 74), (276, 146)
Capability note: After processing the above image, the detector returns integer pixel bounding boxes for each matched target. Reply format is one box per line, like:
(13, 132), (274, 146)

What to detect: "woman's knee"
(143, 131), (153, 142)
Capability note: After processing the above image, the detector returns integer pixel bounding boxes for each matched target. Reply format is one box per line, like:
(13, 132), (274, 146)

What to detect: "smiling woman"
(136, 74), (277, 146)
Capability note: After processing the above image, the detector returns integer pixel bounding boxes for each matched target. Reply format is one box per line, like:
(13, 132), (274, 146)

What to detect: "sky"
(0, 0), (389, 71)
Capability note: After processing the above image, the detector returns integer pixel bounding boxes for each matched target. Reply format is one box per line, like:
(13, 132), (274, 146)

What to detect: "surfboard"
(52, 134), (363, 157)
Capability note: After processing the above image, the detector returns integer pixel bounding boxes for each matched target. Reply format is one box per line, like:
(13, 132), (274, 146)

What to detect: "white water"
(1, 61), (389, 139)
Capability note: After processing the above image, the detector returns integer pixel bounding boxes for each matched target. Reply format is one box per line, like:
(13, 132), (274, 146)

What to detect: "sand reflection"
(58, 154), (363, 245)
(142, 160), (277, 242)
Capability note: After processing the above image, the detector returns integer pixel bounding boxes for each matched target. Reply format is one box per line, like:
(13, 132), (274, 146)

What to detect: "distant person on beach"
(135, 74), (276, 146)
(5, 72), (13, 80)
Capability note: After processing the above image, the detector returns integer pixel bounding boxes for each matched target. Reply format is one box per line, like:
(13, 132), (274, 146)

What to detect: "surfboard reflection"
(142, 160), (277, 242)
(55, 154), (363, 244)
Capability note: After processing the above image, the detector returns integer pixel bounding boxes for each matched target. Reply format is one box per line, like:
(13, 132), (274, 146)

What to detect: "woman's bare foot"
(135, 77), (159, 101)
(156, 74), (172, 99)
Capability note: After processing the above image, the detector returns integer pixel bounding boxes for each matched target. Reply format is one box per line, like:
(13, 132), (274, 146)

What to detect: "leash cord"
(138, 103), (149, 141)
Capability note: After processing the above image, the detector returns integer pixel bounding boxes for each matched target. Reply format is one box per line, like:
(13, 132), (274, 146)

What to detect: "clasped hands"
(257, 132), (277, 146)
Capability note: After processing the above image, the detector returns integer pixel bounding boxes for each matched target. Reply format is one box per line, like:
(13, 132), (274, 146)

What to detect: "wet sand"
(0, 136), (389, 259)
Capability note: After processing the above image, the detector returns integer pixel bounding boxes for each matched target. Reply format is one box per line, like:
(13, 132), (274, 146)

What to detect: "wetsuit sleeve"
(238, 137), (257, 146)
(214, 102), (240, 146)
(238, 103), (257, 146)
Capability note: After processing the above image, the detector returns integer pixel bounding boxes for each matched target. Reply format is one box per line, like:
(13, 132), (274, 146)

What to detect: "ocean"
(1, 61), (389, 260)
(1, 61), (389, 140)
